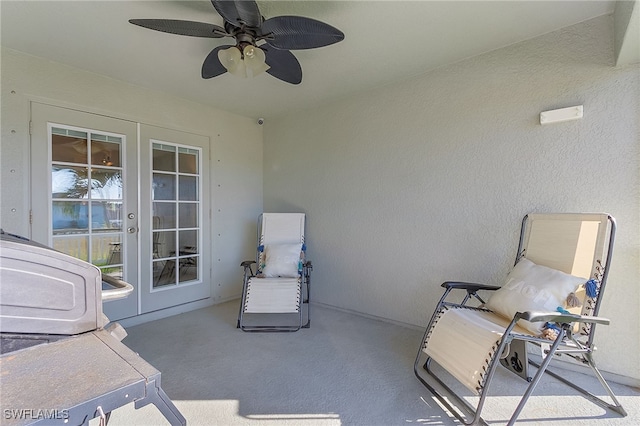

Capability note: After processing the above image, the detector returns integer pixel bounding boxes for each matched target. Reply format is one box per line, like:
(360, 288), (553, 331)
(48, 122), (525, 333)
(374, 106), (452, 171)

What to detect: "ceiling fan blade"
(202, 45), (233, 79)
(262, 46), (302, 85)
(211, 0), (262, 28)
(129, 19), (226, 38)
(262, 16), (344, 50)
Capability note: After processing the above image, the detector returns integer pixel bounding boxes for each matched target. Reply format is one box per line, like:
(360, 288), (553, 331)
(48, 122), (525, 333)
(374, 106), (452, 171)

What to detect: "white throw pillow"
(261, 243), (302, 278)
(486, 257), (586, 335)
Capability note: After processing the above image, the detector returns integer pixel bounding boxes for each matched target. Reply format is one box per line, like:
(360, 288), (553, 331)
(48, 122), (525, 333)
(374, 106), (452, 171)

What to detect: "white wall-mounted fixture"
(540, 105), (583, 125)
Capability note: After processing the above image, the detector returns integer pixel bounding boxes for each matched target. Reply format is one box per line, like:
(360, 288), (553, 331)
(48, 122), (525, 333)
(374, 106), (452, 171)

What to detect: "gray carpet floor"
(101, 301), (640, 425)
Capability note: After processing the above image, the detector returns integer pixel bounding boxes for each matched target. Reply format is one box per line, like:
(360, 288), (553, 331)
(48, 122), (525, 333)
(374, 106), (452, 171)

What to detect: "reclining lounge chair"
(237, 213), (312, 332)
(414, 213), (626, 425)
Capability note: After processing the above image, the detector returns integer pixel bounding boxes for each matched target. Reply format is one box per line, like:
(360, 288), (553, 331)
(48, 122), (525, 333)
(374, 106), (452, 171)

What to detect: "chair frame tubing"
(414, 214), (626, 425)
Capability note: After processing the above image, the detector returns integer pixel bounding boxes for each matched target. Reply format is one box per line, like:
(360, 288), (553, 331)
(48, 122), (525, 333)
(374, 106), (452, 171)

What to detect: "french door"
(139, 124), (210, 314)
(30, 103), (210, 320)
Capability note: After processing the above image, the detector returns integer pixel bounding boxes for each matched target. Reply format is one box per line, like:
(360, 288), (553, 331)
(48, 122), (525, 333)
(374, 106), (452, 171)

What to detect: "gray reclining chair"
(414, 213), (626, 425)
(237, 213), (312, 332)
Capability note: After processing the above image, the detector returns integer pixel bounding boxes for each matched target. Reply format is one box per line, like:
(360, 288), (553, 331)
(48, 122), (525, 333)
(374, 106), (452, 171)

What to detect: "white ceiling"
(1, 1), (617, 119)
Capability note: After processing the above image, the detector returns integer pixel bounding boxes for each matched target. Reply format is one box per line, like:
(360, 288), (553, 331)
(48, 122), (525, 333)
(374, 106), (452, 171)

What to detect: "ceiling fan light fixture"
(243, 45), (270, 77)
(131, 0), (344, 84)
(218, 46), (246, 77)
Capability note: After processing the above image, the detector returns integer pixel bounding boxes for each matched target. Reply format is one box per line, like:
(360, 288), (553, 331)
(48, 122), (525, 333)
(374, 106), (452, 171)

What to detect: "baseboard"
(115, 298), (215, 328)
(113, 295), (242, 329)
(310, 300), (425, 331)
(215, 294), (242, 305)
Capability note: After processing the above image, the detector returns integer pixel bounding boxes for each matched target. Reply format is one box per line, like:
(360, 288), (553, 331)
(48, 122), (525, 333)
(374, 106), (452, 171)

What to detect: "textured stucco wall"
(0, 47), (263, 305)
(263, 15), (640, 381)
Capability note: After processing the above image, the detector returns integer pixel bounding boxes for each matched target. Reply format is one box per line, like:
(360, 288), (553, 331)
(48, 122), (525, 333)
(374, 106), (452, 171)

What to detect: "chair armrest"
(516, 311), (610, 326)
(241, 260), (256, 277)
(441, 281), (501, 292)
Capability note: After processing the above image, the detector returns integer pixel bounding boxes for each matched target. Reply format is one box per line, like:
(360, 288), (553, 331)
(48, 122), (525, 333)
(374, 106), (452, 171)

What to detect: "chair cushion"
(486, 257), (586, 334)
(262, 243), (302, 278)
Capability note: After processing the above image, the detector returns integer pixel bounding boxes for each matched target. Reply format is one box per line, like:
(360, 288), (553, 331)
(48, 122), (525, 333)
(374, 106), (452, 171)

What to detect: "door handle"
(127, 227), (137, 234)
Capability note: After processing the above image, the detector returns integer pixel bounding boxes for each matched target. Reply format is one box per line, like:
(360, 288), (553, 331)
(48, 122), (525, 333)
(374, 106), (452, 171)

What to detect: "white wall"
(0, 47), (262, 306)
(263, 15), (640, 382)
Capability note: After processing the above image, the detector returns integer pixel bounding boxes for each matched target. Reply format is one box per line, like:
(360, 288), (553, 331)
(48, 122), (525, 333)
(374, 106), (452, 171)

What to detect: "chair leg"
(302, 278), (310, 328)
(528, 353), (627, 416)
(237, 274), (250, 330)
(509, 329), (628, 424)
(583, 353), (628, 416)
(507, 329), (566, 425)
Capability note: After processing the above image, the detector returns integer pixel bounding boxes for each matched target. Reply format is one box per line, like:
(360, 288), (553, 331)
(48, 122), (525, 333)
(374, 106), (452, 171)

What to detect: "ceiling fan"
(129, 0), (344, 85)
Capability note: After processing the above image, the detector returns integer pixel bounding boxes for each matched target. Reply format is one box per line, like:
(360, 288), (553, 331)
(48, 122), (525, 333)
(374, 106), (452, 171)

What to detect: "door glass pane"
(179, 230), (198, 253)
(52, 201), (89, 234)
(153, 230), (176, 259)
(52, 235), (89, 261)
(101, 266), (123, 280)
(179, 257), (198, 283)
(179, 203), (198, 228)
(90, 168), (123, 199)
(152, 141), (200, 288)
(92, 235), (122, 266)
(178, 148), (198, 174)
(153, 173), (176, 200)
(154, 260), (176, 287)
(52, 166), (89, 198)
(179, 176), (198, 201)
(92, 201), (122, 231)
(153, 143), (176, 172)
(51, 128), (87, 163)
(49, 125), (126, 279)
(91, 135), (121, 167)
(153, 202), (176, 229)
